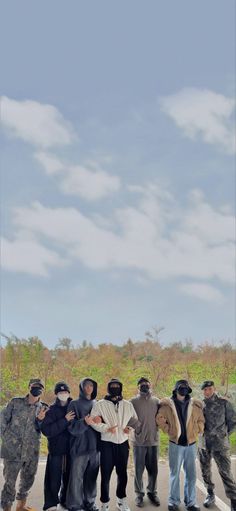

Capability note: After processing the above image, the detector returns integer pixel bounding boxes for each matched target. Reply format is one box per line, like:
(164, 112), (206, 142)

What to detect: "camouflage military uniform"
(0, 395), (46, 509)
(198, 393), (236, 501)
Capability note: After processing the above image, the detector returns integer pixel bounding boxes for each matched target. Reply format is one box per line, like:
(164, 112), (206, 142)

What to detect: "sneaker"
(135, 496), (144, 508)
(203, 494), (215, 509)
(168, 505), (179, 511)
(101, 504), (109, 511)
(147, 494), (160, 507)
(186, 506), (200, 511)
(117, 499), (130, 511)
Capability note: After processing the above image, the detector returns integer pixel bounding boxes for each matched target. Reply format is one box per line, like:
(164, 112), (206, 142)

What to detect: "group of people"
(1, 377), (236, 511)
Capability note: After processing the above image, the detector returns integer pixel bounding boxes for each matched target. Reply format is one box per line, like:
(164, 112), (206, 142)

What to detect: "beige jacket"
(156, 397), (204, 445)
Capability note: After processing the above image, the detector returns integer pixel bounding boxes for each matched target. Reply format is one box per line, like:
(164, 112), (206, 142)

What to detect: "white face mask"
(57, 392), (69, 402)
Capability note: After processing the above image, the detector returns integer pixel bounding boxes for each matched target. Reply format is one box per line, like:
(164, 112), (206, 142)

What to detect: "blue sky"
(1, 1), (235, 347)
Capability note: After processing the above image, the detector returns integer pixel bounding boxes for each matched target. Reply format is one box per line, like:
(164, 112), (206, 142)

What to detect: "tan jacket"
(156, 397), (204, 445)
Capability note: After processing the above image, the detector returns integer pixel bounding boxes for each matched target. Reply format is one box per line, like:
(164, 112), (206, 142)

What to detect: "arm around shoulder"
(156, 405), (170, 434)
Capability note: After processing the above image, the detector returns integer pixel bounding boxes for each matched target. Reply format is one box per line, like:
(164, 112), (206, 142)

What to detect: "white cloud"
(60, 165), (121, 200)
(34, 152), (65, 175)
(160, 88), (235, 154)
(1, 96), (75, 148)
(179, 283), (224, 303)
(4, 186), (234, 297)
(1, 235), (67, 277)
(183, 189), (235, 245)
(35, 151), (121, 200)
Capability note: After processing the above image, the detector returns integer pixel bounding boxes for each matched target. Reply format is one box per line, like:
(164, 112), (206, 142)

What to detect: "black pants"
(100, 441), (129, 503)
(43, 454), (70, 510)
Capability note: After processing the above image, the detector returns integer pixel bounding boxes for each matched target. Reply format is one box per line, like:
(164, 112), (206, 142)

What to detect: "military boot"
(16, 499), (37, 511)
(3, 505), (12, 511)
(203, 493), (215, 508)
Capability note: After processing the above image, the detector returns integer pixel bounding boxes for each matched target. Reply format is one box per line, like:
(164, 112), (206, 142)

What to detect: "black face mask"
(30, 387), (42, 397)
(109, 387), (121, 397)
(140, 384), (149, 393)
(178, 387), (189, 396)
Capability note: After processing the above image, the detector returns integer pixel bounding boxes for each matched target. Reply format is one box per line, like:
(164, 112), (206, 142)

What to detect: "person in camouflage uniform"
(198, 380), (236, 511)
(0, 378), (48, 511)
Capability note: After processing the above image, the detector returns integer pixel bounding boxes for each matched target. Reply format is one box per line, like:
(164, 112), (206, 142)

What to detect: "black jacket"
(67, 378), (99, 457)
(41, 397), (72, 455)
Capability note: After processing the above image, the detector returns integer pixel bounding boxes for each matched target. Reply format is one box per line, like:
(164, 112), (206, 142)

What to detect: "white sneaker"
(101, 504), (110, 511)
(57, 506), (68, 511)
(117, 499), (130, 511)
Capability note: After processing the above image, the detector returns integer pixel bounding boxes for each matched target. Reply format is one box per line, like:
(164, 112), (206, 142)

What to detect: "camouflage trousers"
(1, 457), (39, 508)
(198, 447), (236, 500)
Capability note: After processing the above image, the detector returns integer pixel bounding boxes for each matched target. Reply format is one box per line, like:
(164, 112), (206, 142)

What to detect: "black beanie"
(54, 381), (70, 394)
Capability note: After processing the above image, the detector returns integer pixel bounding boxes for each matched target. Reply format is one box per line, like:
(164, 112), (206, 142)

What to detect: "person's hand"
(93, 415), (102, 424)
(107, 425), (118, 434)
(123, 426), (130, 434)
(84, 415), (95, 425)
(37, 407), (48, 421)
(65, 411), (76, 422)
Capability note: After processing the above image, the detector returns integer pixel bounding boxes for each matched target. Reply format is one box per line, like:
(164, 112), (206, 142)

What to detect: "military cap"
(28, 378), (44, 388)
(201, 380), (214, 390)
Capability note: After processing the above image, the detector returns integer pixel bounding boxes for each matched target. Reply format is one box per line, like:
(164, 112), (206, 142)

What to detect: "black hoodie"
(104, 378), (123, 403)
(67, 378), (99, 456)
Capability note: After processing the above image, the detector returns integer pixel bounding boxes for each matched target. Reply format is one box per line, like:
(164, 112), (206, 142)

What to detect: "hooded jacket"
(40, 397), (72, 455)
(67, 378), (99, 456)
(156, 397), (204, 445)
(91, 378), (140, 444)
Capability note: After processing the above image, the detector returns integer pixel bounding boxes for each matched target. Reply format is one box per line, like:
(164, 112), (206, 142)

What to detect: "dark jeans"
(133, 446), (158, 496)
(66, 452), (100, 510)
(100, 440), (129, 503)
(43, 454), (70, 510)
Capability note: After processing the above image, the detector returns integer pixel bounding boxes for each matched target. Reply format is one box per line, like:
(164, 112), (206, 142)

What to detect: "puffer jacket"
(156, 397), (204, 445)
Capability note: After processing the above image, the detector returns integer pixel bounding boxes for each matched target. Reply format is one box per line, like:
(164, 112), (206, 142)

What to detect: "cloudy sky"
(1, 1), (235, 347)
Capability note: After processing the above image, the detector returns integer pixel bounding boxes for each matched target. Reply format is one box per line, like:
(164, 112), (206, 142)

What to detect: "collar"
(139, 391), (151, 398)
(25, 394), (41, 406)
(104, 394), (123, 403)
(204, 393), (217, 403)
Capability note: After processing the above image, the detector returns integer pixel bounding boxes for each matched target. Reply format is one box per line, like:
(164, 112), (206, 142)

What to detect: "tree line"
(1, 334), (236, 405)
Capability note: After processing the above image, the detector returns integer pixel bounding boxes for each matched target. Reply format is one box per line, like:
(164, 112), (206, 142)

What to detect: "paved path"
(1, 457), (235, 511)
